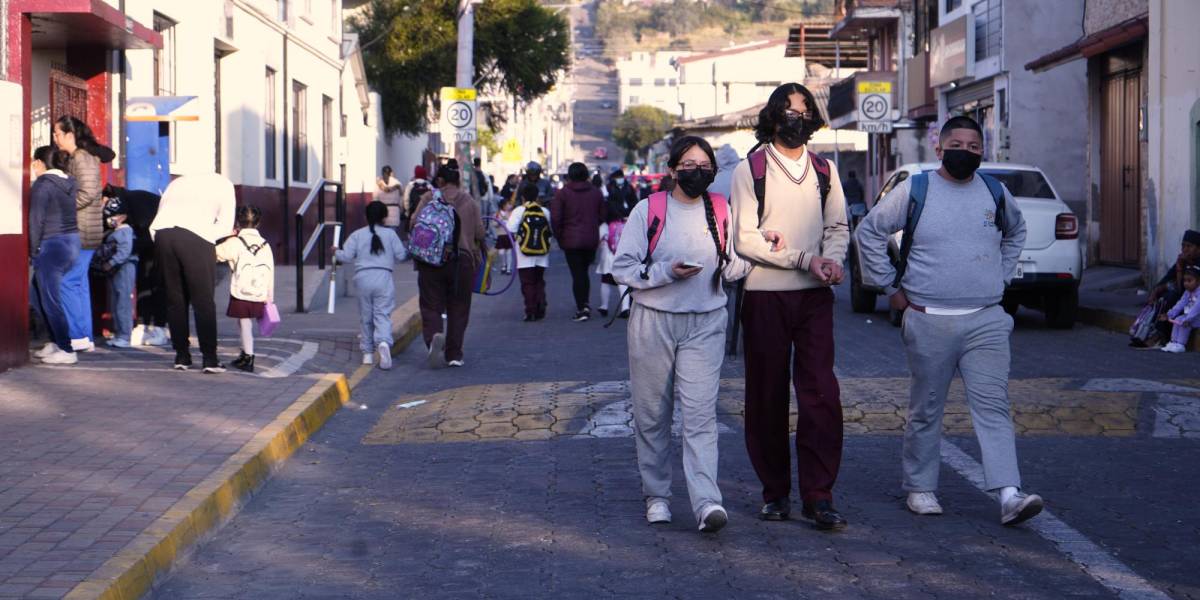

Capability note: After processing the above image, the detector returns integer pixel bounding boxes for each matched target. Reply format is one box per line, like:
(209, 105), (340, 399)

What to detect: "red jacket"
(550, 180), (606, 250)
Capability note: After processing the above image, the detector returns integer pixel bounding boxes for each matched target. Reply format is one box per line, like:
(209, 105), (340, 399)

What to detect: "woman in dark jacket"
(549, 162), (607, 321)
(29, 146), (81, 365)
(53, 115), (112, 351)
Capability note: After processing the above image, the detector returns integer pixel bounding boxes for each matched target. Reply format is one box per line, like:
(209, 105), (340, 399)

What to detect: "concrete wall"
(1084, 0), (1147, 34)
(1147, 0), (1200, 276)
(618, 51), (688, 115)
(676, 43), (803, 121)
(1005, 0), (1089, 215)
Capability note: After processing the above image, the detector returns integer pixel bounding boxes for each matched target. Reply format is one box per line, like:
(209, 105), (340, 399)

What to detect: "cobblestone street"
(152, 259), (1200, 599)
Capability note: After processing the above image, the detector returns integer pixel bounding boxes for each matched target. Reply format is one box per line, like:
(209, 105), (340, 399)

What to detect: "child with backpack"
(596, 197), (632, 319)
(336, 201), (408, 369)
(91, 196), (138, 348)
(494, 195), (515, 275)
(506, 184), (552, 321)
(215, 206), (274, 373)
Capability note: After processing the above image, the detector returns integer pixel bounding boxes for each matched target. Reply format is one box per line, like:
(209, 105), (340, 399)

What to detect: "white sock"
(239, 318), (254, 355)
(998, 486), (1019, 504)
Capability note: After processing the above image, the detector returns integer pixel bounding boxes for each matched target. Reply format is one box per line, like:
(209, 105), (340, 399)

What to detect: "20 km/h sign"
(856, 80), (894, 134)
(440, 87), (477, 143)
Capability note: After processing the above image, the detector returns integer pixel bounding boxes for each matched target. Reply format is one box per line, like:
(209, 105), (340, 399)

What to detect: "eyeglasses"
(784, 110), (814, 121)
(677, 160), (714, 171)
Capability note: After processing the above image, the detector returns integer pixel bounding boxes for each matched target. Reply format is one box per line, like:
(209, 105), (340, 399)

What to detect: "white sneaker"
(42, 349), (78, 365)
(35, 342), (59, 359)
(447, 359), (464, 367)
(646, 500), (671, 524)
(108, 338), (131, 348)
(377, 342), (392, 370)
(70, 338), (94, 352)
(698, 504), (728, 533)
(427, 333), (446, 369)
(142, 326), (170, 347)
(906, 492), (944, 515)
(1000, 492), (1044, 526)
(1162, 342), (1186, 353)
(362, 352), (374, 365)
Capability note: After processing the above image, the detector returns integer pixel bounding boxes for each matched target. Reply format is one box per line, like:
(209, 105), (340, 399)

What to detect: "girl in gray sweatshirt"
(336, 201), (408, 369)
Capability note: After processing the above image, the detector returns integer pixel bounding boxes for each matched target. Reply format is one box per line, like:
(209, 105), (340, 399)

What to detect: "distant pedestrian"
(336, 201), (408, 369)
(494, 194), (516, 275)
(518, 161), (553, 204)
(596, 196), (631, 318)
(90, 197), (137, 348)
(842, 170), (865, 213)
(606, 169), (638, 216)
(658, 174), (675, 194)
(592, 173), (608, 199)
(53, 115), (113, 353)
(216, 206), (275, 373)
(732, 82), (850, 530)
(707, 144), (741, 199)
(28, 145), (80, 365)
(376, 166), (404, 229)
(409, 160), (485, 368)
(401, 165), (431, 238)
(613, 135), (784, 533)
(507, 185), (552, 321)
(855, 115), (1041, 526)
(149, 173), (236, 373)
(550, 162), (606, 321)
(1159, 265), (1200, 353)
(103, 184), (168, 346)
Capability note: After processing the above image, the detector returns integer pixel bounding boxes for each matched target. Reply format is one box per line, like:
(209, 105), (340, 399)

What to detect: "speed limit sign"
(440, 87), (477, 142)
(856, 81), (893, 134)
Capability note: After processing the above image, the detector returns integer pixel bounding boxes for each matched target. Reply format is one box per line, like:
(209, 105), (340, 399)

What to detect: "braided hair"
(667, 135), (727, 291)
(365, 200), (387, 255)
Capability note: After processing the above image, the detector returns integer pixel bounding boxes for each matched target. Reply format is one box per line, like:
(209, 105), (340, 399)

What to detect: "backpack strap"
(808, 151), (831, 213)
(977, 172), (1006, 232)
(709, 192), (729, 251)
(893, 173), (928, 289)
(641, 192), (669, 280)
(748, 148), (768, 226)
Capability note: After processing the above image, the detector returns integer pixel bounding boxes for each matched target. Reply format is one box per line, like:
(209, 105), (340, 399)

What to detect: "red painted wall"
(235, 186), (372, 266)
(0, 14), (33, 372)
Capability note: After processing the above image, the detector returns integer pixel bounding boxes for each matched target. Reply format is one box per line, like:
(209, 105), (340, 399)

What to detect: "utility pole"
(456, 0), (480, 206)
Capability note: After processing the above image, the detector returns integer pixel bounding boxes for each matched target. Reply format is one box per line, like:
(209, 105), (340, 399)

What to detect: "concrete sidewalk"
(1075, 265), (1199, 351)
(0, 264), (421, 600)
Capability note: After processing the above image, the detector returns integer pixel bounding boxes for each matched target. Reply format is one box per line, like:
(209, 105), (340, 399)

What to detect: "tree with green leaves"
(350, 0), (571, 136)
(613, 105), (674, 158)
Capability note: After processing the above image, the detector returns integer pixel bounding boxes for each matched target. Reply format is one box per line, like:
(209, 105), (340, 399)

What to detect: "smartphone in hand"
(681, 261), (703, 269)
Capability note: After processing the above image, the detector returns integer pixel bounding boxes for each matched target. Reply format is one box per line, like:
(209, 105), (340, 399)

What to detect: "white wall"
(1148, 0), (1200, 275)
(676, 42), (802, 121)
(618, 51), (689, 115)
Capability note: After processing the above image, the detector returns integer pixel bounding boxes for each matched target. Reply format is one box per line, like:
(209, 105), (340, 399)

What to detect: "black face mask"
(941, 149), (982, 180)
(675, 168), (715, 198)
(776, 117), (815, 149)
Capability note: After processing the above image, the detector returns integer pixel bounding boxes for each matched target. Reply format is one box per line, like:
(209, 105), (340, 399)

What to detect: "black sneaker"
(202, 361), (226, 374)
(173, 353), (193, 371)
(234, 355), (255, 373)
(619, 309), (630, 319)
(523, 314), (535, 322)
(572, 309), (590, 322)
(231, 351), (250, 369)
(598, 308), (609, 318)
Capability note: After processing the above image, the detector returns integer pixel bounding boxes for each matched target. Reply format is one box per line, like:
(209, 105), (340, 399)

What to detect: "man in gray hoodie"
(854, 116), (1043, 527)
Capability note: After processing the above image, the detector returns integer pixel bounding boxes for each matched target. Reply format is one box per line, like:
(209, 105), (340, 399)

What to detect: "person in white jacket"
(215, 205), (274, 373)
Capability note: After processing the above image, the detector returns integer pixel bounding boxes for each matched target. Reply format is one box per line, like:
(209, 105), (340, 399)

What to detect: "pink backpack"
(606, 220), (625, 254)
(645, 191), (729, 257)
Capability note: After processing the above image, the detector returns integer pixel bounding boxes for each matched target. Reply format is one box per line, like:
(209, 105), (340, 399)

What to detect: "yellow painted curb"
(65, 297), (423, 600)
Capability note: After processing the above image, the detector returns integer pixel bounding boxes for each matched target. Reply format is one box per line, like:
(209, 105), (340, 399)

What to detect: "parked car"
(593, 146), (609, 159)
(847, 162), (1082, 329)
(600, 101), (614, 110)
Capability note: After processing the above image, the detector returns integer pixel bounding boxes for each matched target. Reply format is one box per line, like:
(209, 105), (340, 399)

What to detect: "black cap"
(1184, 229), (1200, 246)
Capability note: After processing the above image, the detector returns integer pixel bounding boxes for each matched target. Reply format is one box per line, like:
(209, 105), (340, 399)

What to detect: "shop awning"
(1024, 15), (1147, 73)
(20, 0), (161, 51)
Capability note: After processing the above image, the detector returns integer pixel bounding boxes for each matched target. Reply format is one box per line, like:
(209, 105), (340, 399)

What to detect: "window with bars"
(973, 0), (1002, 61)
(265, 68), (277, 180)
(292, 81), (307, 183)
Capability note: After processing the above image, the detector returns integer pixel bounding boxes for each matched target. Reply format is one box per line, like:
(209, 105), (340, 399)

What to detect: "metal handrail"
(295, 178), (345, 312)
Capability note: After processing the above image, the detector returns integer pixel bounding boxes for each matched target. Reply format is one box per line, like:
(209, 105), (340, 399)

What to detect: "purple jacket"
(1167, 288), (1200, 326)
(550, 180), (606, 250)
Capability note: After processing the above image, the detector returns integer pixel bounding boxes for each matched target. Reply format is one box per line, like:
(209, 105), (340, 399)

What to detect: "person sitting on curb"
(855, 115), (1042, 527)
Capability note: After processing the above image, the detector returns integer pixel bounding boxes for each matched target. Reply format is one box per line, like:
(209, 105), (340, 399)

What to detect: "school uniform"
(506, 204), (552, 318)
(336, 226), (408, 354)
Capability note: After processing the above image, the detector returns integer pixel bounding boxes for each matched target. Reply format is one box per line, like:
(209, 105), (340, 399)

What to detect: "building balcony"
(830, 0), (903, 41)
(827, 71), (898, 132)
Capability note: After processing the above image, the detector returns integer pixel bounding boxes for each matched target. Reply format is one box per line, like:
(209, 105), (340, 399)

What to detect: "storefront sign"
(929, 16), (968, 87)
(857, 80), (894, 134)
(440, 87), (477, 143)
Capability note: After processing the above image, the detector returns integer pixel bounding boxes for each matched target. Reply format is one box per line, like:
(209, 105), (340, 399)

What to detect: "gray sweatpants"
(354, 268), (395, 354)
(901, 304), (1021, 492)
(627, 304), (726, 522)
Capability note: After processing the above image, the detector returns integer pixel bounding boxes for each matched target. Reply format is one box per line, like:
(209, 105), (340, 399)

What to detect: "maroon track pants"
(518, 267), (547, 317)
(741, 287), (843, 504)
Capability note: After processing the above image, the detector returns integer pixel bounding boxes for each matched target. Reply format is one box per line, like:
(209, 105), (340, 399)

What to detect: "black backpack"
(407, 180), (430, 218)
(517, 203), (552, 256)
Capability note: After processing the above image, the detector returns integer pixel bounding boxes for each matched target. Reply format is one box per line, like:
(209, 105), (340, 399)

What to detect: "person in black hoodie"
(29, 145), (81, 365)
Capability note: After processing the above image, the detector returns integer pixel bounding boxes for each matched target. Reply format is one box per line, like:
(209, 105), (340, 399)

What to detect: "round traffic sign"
(447, 101), (474, 128)
(860, 94), (889, 120)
